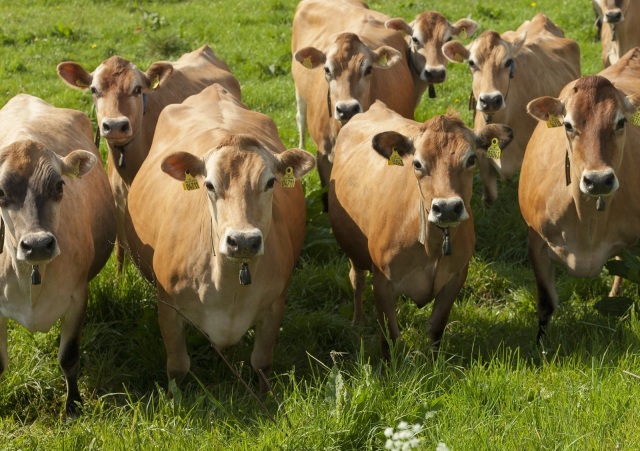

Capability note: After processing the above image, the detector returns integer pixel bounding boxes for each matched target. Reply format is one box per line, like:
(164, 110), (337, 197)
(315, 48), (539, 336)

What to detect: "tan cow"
(443, 13), (580, 206)
(329, 101), (512, 357)
(594, 0), (640, 67)
(519, 48), (640, 343)
(291, 0), (414, 207)
(125, 85), (315, 394)
(57, 45), (241, 271)
(0, 94), (116, 416)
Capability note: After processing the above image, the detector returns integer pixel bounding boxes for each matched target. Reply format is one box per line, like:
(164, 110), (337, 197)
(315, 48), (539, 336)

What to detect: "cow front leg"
(428, 264), (468, 352)
(58, 288), (87, 418)
(295, 90), (307, 149)
(158, 292), (190, 397)
(0, 317), (8, 378)
(528, 227), (558, 344)
(251, 294), (285, 396)
(477, 153), (498, 207)
(372, 268), (400, 361)
(349, 260), (367, 325)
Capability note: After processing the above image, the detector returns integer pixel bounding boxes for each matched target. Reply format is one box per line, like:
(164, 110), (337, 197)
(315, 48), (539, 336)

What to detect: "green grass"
(1, 0), (639, 449)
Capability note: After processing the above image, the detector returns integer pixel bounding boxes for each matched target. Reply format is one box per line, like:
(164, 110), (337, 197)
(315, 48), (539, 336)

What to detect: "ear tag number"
(182, 171), (200, 191)
(378, 54), (388, 67)
(152, 75), (160, 90)
(547, 113), (562, 128)
(302, 57), (313, 69)
(459, 27), (467, 40)
(486, 138), (501, 160)
(631, 110), (640, 126)
(388, 147), (404, 166)
(281, 167), (296, 188)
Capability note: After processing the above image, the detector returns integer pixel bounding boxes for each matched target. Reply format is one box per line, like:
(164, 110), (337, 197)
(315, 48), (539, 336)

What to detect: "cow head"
(0, 140), (96, 267)
(443, 30), (526, 115)
(57, 56), (174, 146)
(527, 75), (639, 202)
(161, 134), (315, 260)
(594, 0), (626, 25)
(371, 115), (512, 228)
(385, 12), (478, 85)
(295, 32), (402, 123)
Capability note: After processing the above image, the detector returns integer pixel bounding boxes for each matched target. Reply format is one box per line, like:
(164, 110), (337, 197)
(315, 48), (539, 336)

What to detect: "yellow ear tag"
(281, 167), (296, 188)
(388, 147), (404, 166)
(546, 113), (562, 128)
(182, 171), (200, 191)
(631, 110), (640, 126)
(302, 57), (313, 69)
(486, 138), (501, 160)
(378, 54), (388, 67)
(151, 75), (160, 90)
(459, 27), (467, 40)
(454, 53), (464, 63)
(67, 163), (80, 178)
(75, 79), (89, 88)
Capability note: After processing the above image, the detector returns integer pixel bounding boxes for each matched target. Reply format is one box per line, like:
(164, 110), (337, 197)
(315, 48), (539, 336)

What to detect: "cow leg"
(528, 227), (558, 344)
(58, 288), (87, 417)
(157, 293), (190, 397)
(317, 147), (333, 212)
(608, 256), (624, 297)
(0, 317), (8, 378)
(372, 268), (400, 361)
(295, 90), (307, 149)
(251, 294), (285, 396)
(428, 264), (468, 352)
(477, 153), (498, 207)
(349, 260), (367, 325)
(115, 236), (126, 274)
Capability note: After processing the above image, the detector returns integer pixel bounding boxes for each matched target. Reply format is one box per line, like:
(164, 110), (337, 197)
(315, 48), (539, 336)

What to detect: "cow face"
(161, 134), (315, 260)
(372, 116), (513, 228)
(594, 0), (626, 25)
(57, 57), (174, 146)
(527, 76), (639, 199)
(295, 33), (402, 123)
(385, 12), (478, 85)
(443, 30), (526, 114)
(0, 140), (96, 265)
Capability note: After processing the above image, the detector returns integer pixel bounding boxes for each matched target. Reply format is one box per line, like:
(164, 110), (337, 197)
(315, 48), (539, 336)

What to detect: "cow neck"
(406, 45), (436, 99)
(417, 182), (452, 257)
(564, 133), (608, 214)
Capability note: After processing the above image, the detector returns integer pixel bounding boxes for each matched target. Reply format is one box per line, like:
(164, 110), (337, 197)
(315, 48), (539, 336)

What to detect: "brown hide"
(595, 0), (640, 67)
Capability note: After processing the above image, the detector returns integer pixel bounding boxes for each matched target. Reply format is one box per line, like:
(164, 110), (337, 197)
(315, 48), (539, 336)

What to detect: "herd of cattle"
(0, 0), (638, 416)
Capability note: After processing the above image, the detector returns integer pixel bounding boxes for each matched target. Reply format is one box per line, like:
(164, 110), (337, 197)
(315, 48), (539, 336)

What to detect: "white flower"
(436, 443), (450, 451)
(398, 421), (409, 430)
(384, 427), (394, 438)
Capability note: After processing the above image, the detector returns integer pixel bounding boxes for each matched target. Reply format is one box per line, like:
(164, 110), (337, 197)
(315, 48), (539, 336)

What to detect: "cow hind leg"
(349, 261), (367, 325)
(428, 264), (468, 352)
(528, 227), (558, 344)
(158, 293), (190, 397)
(295, 90), (307, 149)
(372, 268), (400, 361)
(58, 291), (87, 418)
(251, 294), (285, 396)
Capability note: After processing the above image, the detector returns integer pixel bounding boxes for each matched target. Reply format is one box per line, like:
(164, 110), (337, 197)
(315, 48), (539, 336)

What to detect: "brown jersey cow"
(0, 95), (116, 416)
(329, 101), (512, 357)
(125, 85), (315, 394)
(443, 13), (580, 206)
(593, 0), (640, 67)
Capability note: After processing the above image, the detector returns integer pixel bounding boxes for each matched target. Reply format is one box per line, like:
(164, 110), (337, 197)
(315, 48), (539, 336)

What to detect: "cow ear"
(509, 31), (527, 55)
(144, 62), (174, 90)
(385, 18), (412, 35)
(475, 124), (513, 153)
(373, 46), (402, 69)
(442, 41), (470, 63)
(57, 62), (93, 90)
(372, 131), (413, 159)
(451, 19), (479, 38)
(161, 152), (205, 181)
(527, 96), (565, 122)
(60, 150), (97, 178)
(276, 149), (316, 179)
(295, 47), (326, 69)
(624, 93), (640, 116)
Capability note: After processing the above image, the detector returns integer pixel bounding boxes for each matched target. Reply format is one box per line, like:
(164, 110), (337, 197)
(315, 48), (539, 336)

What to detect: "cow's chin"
(429, 219), (464, 229)
(105, 136), (134, 147)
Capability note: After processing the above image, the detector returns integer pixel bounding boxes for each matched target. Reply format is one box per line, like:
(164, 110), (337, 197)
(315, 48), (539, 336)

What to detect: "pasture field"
(1, 0), (639, 449)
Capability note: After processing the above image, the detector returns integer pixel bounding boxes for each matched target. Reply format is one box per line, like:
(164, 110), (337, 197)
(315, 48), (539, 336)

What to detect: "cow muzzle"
(605, 10), (623, 24)
(580, 169), (618, 197)
(477, 92), (504, 113)
(334, 101), (362, 122)
(101, 116), (132, 141)
(17, 231), (59, 263)
(428, 197), (468, 227)
(220, 228), (264, 260)
(422, 66), (446, 84)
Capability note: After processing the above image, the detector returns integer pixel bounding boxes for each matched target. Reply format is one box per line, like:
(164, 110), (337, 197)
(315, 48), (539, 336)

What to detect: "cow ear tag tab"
(152, 75), (160, 90)
(302, 57), (313, 69)
(182, 171), (200, 191)
(388, 147), (404, 166)
(281, 167), (296, 188)
(378, 54), (388, 67)
(486, 138), (501, 160)
(458, 27), (467, 40)
(547, 113), (562, 128)
(631, 110), (640, 126)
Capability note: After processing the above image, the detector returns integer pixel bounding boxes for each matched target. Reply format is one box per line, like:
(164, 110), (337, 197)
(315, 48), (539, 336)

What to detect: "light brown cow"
(57, 45), (241, 271)
(125, 85), (315, 394)
(0, 94), (116, 416)
(594, 0), (640, 67)
(329, 101), (512, 357)
(519, 48), (640, 343)
(443, 13), (580, 206)
(291, 0), (414, 207)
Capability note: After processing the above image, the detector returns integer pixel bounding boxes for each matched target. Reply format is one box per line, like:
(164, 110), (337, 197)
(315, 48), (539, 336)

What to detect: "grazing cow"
(594, 0), (640, 67)
(57, 45), (241, 271)
(291, 0), (414, 207)
(443, 13), (580, 206)
(329, 101), (512, 357)
(519, 48), (640, 342)
(0, 94), (116, 416)
(125, 85), (315, 394)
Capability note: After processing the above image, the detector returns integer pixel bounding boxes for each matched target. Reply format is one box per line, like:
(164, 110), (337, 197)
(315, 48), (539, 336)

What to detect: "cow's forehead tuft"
(413, 11), (448, 39)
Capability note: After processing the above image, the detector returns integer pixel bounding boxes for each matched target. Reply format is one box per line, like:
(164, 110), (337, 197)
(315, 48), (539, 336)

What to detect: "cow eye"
(265, 177), (276, 190)
(55, 180), (65, 197)
(468, 60), (476, 68)
(133, 86), (142, 96)
(446, 36), (453, 42)
(0, 188), (5, 205)
(466, 154), (477, 168)
(413, 160), (422, 170)
(324, 66), (331, 76)
(615, 118), (626, 131)
(411, 36), (419, 44)
(504, 58), (514, 68)
(563, 122), (573, 133)
(204, 181), (215, 192)
(90, 86), (98, 95)
(364, 65), (373, 76)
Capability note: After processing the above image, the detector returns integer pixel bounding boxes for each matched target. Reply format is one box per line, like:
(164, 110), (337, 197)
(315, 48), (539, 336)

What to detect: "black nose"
(606, 11), (623, 24)
(431, 199), (465, 223)
(335, 103), (361, 121)
(423, 68), (446, 83)
(226, 233), (263, 257)
(478, 94), (503, 112)
(102, 119), (130, 135)
(19, 233), (57, 261)
(582, 171), (616, 195)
